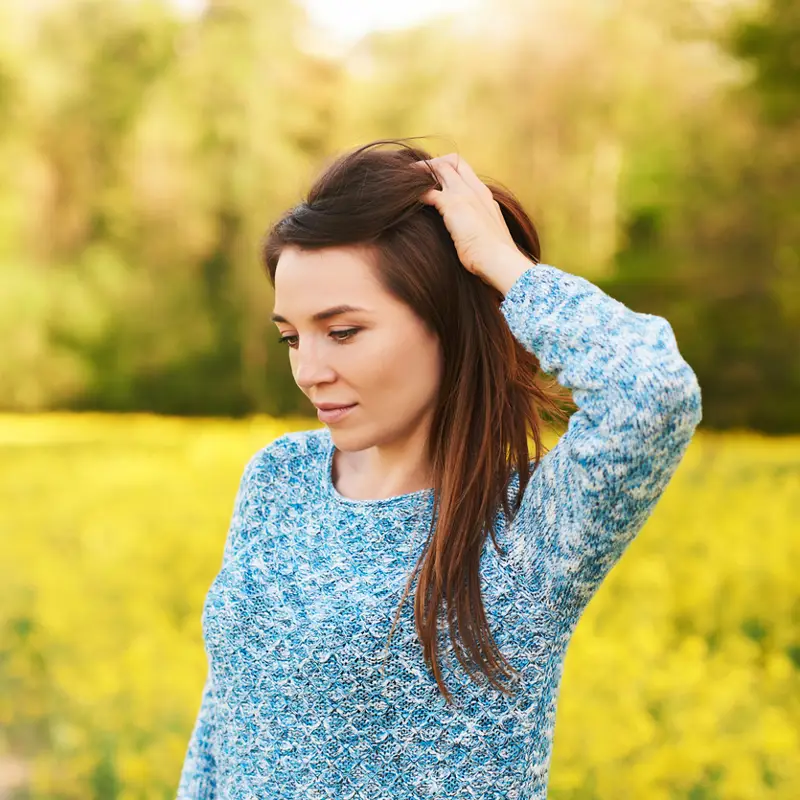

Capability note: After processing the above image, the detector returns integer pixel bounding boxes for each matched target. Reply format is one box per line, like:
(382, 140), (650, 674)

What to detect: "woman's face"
(272, 245), (443, 452)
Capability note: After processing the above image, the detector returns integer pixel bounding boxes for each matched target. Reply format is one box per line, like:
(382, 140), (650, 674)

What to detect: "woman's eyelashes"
(277, 328), (361, 349)
(331, 327), (363, 343)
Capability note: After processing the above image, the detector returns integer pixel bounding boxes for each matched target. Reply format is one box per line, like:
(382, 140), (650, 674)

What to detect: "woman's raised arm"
(498, 262), (702, 626)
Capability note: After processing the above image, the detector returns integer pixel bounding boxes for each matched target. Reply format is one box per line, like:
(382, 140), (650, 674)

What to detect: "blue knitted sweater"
(177, 263), (702, 800)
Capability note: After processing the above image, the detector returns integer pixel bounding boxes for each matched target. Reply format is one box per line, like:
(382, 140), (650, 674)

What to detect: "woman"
(177, 139), (702, 799)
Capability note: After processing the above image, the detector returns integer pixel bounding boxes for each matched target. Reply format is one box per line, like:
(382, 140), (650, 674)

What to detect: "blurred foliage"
(0, 0), (796, 429)
(730, 0), (800, 126)
(0, 415), (798, 798)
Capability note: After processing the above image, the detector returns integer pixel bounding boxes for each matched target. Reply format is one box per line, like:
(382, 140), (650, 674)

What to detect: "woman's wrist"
(482, 247), (536, 296)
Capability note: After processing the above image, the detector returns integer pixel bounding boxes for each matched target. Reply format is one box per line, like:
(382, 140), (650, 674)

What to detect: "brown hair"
(261, 137), (573, 704)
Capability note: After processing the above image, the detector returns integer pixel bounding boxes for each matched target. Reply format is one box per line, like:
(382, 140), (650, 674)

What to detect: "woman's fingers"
(438, 154), (495, 203)
(413, 154), (497, 214)
(409, 152), (520, 282)
(433, 160), (470, 197)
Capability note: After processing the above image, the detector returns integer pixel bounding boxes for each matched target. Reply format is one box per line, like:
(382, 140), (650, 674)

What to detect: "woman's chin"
(328, 427), (373, 453)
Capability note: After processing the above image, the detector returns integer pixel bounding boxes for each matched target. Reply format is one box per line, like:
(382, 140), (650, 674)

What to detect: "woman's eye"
(277, 334), (298, 348)
(277, 328), (360, 348)
(330, 328), (360, 342)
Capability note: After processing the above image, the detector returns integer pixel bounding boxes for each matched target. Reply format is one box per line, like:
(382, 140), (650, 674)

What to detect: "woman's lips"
(317, 404), (357, 424)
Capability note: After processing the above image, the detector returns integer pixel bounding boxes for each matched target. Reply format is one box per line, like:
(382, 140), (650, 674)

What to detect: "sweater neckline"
(322, 431), (435, 508)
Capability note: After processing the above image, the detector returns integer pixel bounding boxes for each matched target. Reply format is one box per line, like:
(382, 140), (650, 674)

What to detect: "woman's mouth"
(316, 404), (357, 424)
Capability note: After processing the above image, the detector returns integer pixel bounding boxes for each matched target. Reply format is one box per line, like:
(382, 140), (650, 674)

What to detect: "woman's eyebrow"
(270, 305), (370, 324)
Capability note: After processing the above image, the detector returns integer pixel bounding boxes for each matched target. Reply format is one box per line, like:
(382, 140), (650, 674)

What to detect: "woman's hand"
(411, 153), (533, 295)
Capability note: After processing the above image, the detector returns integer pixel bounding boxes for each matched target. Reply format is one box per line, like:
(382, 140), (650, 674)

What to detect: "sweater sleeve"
(176, 451), (265, 799)
(176, 670), (218, 800)
(499, 262), (702, 624)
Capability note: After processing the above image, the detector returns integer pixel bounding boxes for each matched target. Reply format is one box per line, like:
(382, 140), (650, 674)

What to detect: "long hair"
(261, 137), (573, 704)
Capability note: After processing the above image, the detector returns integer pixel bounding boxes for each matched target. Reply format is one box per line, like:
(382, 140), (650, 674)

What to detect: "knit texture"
(176, 263), (703, 800)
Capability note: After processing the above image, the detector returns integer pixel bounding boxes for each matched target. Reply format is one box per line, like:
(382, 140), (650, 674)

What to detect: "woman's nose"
(293, 345), (337, 389)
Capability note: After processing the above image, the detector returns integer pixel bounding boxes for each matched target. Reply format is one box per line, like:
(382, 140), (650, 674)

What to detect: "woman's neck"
(331, 429), (434, 501)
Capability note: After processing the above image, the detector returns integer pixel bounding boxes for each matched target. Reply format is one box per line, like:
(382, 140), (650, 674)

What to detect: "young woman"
(177, 139), (702, 799)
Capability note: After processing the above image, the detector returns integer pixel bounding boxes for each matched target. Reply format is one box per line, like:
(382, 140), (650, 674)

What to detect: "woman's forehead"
(273, 246), (393, 320)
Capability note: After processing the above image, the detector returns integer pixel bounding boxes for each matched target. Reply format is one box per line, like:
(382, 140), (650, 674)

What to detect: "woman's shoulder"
(246, 426), (329, 483)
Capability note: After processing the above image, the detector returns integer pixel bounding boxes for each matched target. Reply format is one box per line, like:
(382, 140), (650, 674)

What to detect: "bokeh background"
(0, 0), (798, 797)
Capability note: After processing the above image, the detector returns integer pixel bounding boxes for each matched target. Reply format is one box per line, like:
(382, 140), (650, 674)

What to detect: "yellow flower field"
(0, 414), (797, 799)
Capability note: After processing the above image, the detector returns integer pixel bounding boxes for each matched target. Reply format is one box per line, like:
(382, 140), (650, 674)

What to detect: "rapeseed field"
(0, 414), (797, 799)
